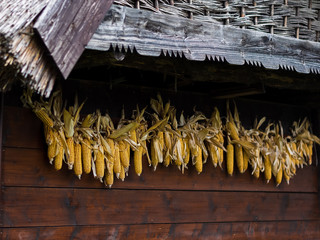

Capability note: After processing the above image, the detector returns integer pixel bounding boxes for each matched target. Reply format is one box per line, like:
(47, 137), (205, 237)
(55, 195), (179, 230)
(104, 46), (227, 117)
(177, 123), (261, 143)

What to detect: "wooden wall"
(0, 85), (320, 239)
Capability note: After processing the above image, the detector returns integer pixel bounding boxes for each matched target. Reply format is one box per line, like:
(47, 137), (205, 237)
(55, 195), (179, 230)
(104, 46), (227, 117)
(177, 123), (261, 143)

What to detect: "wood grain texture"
(2, 147), (318, 192)
(33, 0), (114, 79)
(87, 5), (320, 74)
(2, 106), (44, 149)
(2, 221), (320, 240)
(2, 187), (319, 227)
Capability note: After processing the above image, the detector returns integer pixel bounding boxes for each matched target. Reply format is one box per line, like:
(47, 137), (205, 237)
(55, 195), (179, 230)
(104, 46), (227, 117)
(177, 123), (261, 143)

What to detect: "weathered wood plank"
(2, 221), (320, 239)
(33, 0), (114, 79)
(2, 147), (318, 192)
(87, 5), (320, 75)
(2, 106), (44, 149)
(2, 187), (320, 227)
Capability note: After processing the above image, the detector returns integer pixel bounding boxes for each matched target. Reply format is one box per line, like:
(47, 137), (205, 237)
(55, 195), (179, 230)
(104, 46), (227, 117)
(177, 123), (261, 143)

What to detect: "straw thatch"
(0, 0), (57, 97)
(114, 0), (320, 42)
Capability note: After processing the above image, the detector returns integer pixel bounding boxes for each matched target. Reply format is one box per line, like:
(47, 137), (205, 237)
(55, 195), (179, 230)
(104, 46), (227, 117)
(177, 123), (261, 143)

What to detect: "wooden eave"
(87, 5), (320, 75)
(0, 0), (114, 96)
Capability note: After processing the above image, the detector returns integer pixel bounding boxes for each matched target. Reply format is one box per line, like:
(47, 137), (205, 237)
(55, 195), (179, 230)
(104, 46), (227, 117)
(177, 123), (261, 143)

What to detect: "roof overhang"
(87, 5), (320, 75)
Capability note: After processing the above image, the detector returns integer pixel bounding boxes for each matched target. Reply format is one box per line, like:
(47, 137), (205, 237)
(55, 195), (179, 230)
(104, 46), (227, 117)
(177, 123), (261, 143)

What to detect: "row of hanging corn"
(21, 89), (320, 188)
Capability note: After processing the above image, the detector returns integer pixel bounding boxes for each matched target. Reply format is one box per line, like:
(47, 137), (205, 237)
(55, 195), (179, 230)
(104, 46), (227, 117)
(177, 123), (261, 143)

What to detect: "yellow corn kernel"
(253, 166), (260, 179)
(227, 122), (239, 141)
(218, 148), (224, 169)
(208, 143), (218, 167)
(283, 168), (290, 185)
(119, 140), (130, 169)
(74, 143), (82, 179)
(158, 131), (164, 150)
(243, 151), (249, 173)
(106, 138), (115, 160)
(308, 144), (313, 165)
(119, 164), (125, 181)
(66, 137), (75, 170)
(47, 131), (58, 164)
(44, 125), (54, 145)
(129, 129), (137, 145)
(235, 144), (243, 173)
(113, 142), (121, 178)
(34, 107), (54, 128)
(134, 145), (143, 176)
(218, 133), (224, 168)
(264, 155), (272, 183)
(163, 149), (171, 167)
(104, 164), (114, 188)
(195, 145), (202, 174)
(276, 164), (283, 187)
(174, 137), (184, 167)
(81, 139), (91, 174)
(151, 139), (158, 170)
(54, 143), (64, 170)
(227, 143), (234, 176)
(96, 149), (105, 182)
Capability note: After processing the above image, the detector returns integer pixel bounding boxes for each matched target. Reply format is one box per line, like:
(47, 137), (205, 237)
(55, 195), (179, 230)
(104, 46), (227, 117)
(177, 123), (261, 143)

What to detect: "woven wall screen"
(114, 0), (320, 42)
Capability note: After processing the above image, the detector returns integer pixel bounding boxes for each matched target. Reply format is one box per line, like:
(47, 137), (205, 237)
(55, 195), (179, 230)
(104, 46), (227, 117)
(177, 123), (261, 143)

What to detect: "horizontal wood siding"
(1, 98), (319, 239)
(2, 221), (320, 240)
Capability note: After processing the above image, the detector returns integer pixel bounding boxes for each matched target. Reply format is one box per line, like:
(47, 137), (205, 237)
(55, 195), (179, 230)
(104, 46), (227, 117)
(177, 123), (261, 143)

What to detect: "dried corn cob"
(119, 140), (130, 170)
(227, 143), (234, 176)
(113, 142), (121, 178)
(194, 145), (203, 174)
(54, 141), (64, 170)
(34, 107), (54, 128)
(95, 148), (105, 182)
(104, 165), (114, 188)
(264, 155), (272, 183)
(235, 144), (243, 173)
(227, 122), (239, 141)
(66, 137), (75, 170)
(253, 166), (260, 179)
(82, 138), (92, 174)
(119, 164), (126, 181)
(276, 163), (283, 187)
(183, 137), (190, 165)
(74, 142), (82, 179)
(48, 130), (58, 164)
(208, 142), (218, 167)
(134, 145), (143, 176)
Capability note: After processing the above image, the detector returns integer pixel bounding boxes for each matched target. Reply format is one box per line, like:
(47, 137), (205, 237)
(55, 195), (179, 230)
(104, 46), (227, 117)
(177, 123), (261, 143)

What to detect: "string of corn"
(22, 89), (320, 188)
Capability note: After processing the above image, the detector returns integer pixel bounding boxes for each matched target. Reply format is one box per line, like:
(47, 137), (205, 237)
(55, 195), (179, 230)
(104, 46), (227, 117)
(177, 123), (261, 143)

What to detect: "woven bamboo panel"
(114, 0), (320, 42)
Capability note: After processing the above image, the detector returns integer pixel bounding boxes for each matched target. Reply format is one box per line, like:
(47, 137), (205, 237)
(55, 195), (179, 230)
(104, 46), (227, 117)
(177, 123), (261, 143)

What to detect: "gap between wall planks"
(1, 221), (320, 240)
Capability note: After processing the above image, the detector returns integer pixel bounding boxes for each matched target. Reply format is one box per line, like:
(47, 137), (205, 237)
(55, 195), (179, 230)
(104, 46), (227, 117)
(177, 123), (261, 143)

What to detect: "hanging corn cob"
(22, 89), (320, 189)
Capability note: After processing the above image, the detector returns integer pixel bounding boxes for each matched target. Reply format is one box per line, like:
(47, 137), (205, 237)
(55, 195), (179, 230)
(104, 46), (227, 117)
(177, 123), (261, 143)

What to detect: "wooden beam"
(34, 0), (114, 79)
(87, 5), (320, 75)
(75, 50), (320, 92)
